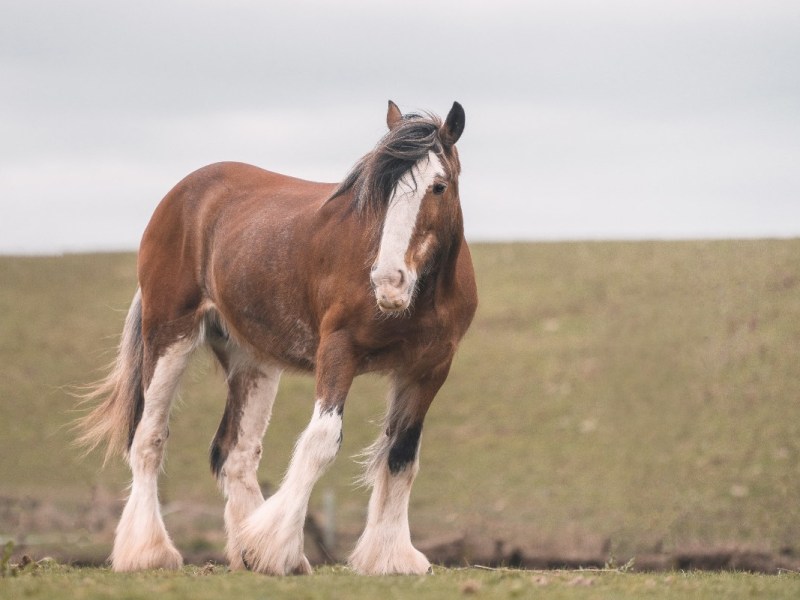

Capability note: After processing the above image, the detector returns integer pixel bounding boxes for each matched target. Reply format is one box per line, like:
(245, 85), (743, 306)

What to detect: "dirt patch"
(3, 493), (798, 573)
(416, 534), (800, 573)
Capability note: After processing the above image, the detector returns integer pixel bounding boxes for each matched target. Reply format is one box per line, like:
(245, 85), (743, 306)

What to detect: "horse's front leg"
(349, 361), (452, 575)
(238, 331), (355, 575)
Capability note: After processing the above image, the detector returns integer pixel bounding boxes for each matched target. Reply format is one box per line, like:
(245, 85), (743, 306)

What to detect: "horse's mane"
(329, 113), (443, 214)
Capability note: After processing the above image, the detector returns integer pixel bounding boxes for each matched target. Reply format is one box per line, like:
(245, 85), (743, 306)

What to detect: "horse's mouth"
(378, 306), (407, 316)
(377, 299), (410, 314)
(375, 290), (412, 314)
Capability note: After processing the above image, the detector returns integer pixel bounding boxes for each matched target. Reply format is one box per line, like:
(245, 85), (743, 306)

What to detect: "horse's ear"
(387, 100), (403, 131)
(441, 101), (465, 148)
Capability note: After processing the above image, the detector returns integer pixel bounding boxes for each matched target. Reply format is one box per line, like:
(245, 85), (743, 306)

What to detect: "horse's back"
(136, 162), (335, 319)
(156, 161), (334, 220)
(142, 161), (332, 254)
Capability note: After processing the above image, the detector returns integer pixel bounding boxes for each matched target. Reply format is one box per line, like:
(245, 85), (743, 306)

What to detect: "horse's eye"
(432, 182), (447, 195)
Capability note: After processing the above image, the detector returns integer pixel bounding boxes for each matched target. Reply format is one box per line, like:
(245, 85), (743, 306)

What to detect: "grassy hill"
(1, 240), (799, 568)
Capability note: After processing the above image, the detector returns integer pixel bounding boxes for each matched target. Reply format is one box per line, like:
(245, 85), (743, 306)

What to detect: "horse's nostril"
(397, 270), (405, 286)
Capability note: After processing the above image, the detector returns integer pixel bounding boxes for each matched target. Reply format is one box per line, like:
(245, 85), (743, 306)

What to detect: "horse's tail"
(75, 288), (144, 464)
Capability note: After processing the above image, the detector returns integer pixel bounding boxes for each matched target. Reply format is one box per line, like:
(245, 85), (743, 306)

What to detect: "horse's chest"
(357, 315), (454, 373)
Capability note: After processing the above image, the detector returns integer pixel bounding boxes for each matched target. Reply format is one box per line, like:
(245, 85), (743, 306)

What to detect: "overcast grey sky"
(1, 0), (799, 253)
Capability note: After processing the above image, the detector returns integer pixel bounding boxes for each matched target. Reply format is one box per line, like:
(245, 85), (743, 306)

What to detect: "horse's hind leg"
(111, 322), (195, 571)
(208, 341), (282, 570)
(349, 364), (451, 575)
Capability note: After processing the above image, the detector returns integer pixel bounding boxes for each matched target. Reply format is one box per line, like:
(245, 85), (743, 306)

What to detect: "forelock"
(329, 113), (445, 214)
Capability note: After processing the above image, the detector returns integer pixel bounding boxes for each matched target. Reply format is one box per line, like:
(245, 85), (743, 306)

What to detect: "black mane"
(329, 113), (443, 214)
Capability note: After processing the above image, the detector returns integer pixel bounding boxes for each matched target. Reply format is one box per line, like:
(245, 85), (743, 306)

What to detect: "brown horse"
(77, 100), (477, 575)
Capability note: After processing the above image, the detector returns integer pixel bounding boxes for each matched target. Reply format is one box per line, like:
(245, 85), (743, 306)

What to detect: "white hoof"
(111, 536), (183, 572)
(237, 494), (311, 575)
(349, 539), (431, 575)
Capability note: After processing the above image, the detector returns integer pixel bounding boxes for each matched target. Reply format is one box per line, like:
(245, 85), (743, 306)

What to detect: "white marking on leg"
(111, 338), (194, 572)
(238, 400), (342, 574)
(222, 363), (282, 569)
(350, 437), (430, 575)
(371, 151), (444, 311)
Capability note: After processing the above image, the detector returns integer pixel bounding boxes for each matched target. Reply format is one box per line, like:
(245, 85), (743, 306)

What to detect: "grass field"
(2, 561), (800, 600)
(1, 241), (800, 572)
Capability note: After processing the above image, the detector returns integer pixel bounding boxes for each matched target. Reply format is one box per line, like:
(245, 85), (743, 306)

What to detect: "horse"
(76, 100), (477, 576)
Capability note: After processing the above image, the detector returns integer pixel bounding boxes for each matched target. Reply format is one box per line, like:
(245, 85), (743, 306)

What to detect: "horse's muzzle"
(371, 265), (417, 314)
(370, 266), (415, 313)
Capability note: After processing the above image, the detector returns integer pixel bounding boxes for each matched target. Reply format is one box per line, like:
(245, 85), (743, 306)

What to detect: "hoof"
(228, 550), (246, 571)
(292, 555), (313, 575)
(241, 548), (312, 576)
(111, 539), (183, 572)
(237, 491), (311, 575)
(349, 542), (431, 575)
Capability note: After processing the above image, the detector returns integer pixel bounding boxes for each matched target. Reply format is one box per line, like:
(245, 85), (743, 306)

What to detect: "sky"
(1, 0), (799, 254)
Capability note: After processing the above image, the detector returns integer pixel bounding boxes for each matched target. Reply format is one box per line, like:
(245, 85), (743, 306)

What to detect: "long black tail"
(75, 288), (144, 464)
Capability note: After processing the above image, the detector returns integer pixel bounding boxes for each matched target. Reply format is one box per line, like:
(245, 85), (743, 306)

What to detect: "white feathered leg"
(349, 432), (430, 575)
(111, 339), (192, 571)
(238, 400), (342, 575)
(220, 364), (282, 569)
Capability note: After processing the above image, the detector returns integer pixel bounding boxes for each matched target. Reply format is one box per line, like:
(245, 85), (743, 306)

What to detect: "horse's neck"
(309, 192), (380, 261)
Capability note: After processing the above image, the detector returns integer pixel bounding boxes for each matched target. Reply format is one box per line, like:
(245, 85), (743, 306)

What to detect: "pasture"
(1, 240), (800, 574)
(3, 562), (800, 600)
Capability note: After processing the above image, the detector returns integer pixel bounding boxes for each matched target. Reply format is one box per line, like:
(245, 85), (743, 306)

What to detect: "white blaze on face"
(372, 151), (444, 312)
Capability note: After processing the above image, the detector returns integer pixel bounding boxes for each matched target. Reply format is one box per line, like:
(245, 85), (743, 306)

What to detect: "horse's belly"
(233, 307), (319, 371)
(271, 316), (318, 370)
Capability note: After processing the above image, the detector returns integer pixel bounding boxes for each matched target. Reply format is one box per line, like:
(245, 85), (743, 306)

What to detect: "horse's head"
(369, 101), (466, 314)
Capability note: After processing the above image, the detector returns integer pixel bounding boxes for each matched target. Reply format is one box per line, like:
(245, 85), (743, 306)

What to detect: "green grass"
(2, 563), (800, 600)
(1, 240), (800, 567)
